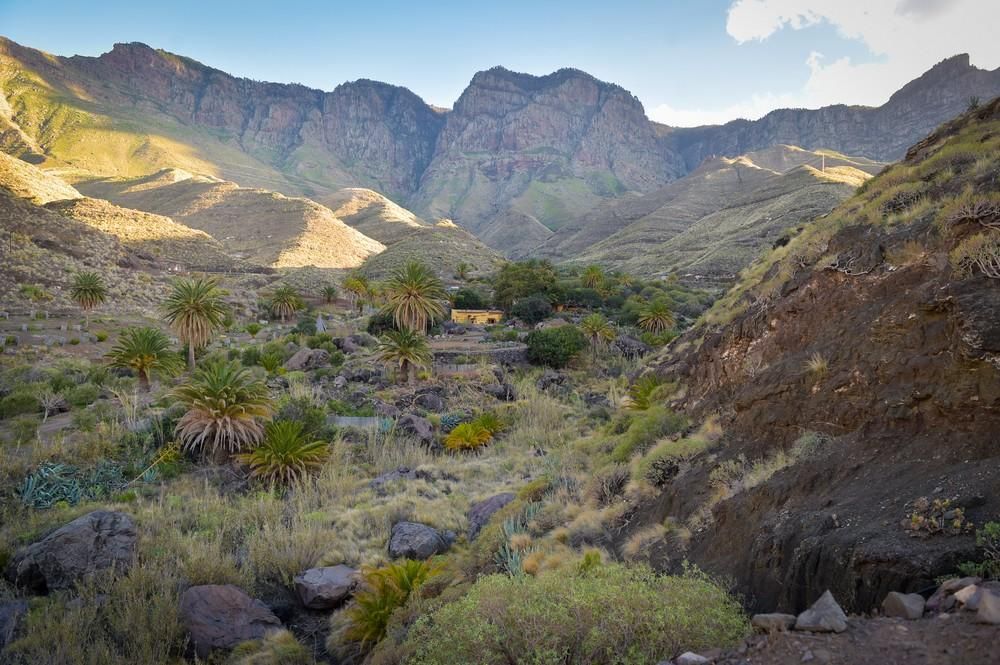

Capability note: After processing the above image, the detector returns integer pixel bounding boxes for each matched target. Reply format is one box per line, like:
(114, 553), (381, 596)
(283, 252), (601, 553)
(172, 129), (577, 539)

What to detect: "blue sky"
(0, 0), (997, 125)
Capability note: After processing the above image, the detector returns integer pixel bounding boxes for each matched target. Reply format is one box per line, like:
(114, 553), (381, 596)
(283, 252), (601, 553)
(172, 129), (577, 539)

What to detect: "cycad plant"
(238, 420), (328, 486)
(172, 359), (272, 459)
(270, 286), (302, 323)
(162, 277), (228, 370)
(627, 374), (665, 411)
(321, 285), (338, 304)
(340, 560), (440, 648)
(443, 422), (493, 451)
(70, 271), (107, 328)
(637, 299), (675, 335)
(375, 328), (432, 385)
(581, 265), (605, 289)
(454, 261), (472, 281)
(106, 326), (182, 390)
(579, 313), (616, 356)
(381, 261), (446, 333)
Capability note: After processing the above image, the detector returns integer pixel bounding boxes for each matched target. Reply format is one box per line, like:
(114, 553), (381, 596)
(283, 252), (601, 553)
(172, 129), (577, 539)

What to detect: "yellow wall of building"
(451, 309), (504, 325)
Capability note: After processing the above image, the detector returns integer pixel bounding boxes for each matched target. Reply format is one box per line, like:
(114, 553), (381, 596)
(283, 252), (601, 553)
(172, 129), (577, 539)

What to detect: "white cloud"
(651, 0), (1000, 126)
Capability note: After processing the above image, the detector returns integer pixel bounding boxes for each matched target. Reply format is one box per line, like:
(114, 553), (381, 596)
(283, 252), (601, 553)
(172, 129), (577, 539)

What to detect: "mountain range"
(3, 37), (1000, 262)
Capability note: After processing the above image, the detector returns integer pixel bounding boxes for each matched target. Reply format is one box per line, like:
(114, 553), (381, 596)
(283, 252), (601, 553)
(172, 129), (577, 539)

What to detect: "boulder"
(8, 510), (137, 593)
(614, 334), (651, 359)
(975, 589), (1000, 624)
(926, 576), (981, 612)
(953, 584), (981, 609)
(348, 332), (378, 348)
(370, 466), (418, 495)
(180, 584), (282, 657)
(414, 392), (445, 412)
(0, 600), (28, 651)
(536, 369), (565, 391)
(293, 565), (358, 609)
(397, 414), (435, 446)
(284, 348), (330, 371)
(751, 613), (797, 632)
(467, 493), (515, 540)
(373, 399), (401, 418)
(795, 590), (848, 633)
(388, 522), (454, 560)
(881, 591), (925, 619)
(483, 382), (517, 401)
(675, 653), (710, 665)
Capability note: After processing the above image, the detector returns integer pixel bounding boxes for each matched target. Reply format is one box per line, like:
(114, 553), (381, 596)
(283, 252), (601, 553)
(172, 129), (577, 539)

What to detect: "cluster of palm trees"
(373, 261), (447, 385)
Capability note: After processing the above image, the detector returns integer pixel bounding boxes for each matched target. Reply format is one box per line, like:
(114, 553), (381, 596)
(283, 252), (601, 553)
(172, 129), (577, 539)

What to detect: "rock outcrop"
(179, 584), (282, 657)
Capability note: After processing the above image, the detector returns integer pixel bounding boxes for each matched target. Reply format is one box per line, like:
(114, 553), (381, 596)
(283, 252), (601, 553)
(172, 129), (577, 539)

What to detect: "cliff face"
(411, 67), (684, 236)
(3, 38), (1000, 255)
(669, 55), (1000, 171)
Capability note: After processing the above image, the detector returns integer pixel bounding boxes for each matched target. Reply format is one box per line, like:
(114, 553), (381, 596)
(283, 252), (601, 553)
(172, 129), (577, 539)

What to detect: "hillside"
(3, 38), (999, 250)
(540, 145), (879, 283)
(635, 98), (1000, 614)
(74, 169), (385, 269)
(358, 219), (504, 281)
(321, 187), (428, 245)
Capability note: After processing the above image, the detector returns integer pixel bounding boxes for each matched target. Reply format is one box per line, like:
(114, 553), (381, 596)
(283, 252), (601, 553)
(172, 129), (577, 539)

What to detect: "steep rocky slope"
(632, 99), (1000, 615)
(74, 169), (385, 269)
(540, 145), (879, 282)
(670, 55), (1000, 170)
(4, 38), (998, 252)
(321, 187), (428, 245)
(358, 220), (504, 282)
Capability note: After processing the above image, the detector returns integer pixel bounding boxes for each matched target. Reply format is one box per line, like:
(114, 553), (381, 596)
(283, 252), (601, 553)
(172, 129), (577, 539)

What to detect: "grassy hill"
(320, 187), (428, 245)
(74, 169), (385, 269)
(359, 220), (504, 282)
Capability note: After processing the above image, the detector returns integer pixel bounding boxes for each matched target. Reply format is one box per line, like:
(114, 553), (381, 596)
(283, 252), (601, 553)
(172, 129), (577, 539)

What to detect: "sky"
(0, 0), (998, 126)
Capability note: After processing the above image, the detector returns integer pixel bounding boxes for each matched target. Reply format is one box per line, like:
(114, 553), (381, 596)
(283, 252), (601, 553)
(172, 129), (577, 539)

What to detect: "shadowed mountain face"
(2, 38), (1000, 255)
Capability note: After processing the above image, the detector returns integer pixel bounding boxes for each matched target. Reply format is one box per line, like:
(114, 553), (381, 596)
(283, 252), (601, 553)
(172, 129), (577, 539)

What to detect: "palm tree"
(381, 261), (446, 333)
(106, 327), (182, 390)
(70, 271), (107, 328)
(581, 265), (605, 289)
(172, 359), (272, 459)
(616, 273), (635, 289)
(269, 286), (302, 323)
(162, 277), (227, 370)
(454, 262), (472, 281)
(343, 273), (371, 314)
(376, 328), (432, 385)
(321, 285), (338, 304)
(579, 313), (616, 356)
(238, 420), (329, 486)
(637, 299), (675, 335)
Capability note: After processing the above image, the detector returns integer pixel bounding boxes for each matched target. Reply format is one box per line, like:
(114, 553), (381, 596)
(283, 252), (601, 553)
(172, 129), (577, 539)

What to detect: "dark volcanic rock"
(293, 565), (357, 610)
(180, 584), (282, 657)
(467, 493), (515, 540)
(8, 510), (137, 593)
(388, 522), (454, 560)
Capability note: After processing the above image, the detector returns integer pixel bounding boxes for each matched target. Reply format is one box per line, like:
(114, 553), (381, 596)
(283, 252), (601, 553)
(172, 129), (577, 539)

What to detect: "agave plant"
(443, 422), (493, 451)
(269, 286), (303, 323)
(380, 261), (446, 333)
(375, 328), (432, 385)
(637, 299), (675, 335)
(238, 420), (328, 486)
(172, 360), (272, 459)
(70, 271), (107, 327)
(106, 326), (182, 390)
(162, 277), (228, 370)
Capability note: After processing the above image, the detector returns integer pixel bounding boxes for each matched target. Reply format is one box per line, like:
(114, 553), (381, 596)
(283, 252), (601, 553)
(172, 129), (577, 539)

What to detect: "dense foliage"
(526, 326), (587, 368)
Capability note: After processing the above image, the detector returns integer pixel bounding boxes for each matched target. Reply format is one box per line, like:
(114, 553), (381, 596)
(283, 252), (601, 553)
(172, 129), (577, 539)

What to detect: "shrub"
(0, 390), (40, 419)
(612, 406), (688, 463)
(241, 345), (262, 367)
(333, 560), (441, 651)
(804, 352), (828, 376)
(511, 295), (552, 325)
(68, 337), (81, 345)
(526, 326), (586, 368)
(443, 422), (493, 451)
(238, 420), (329, 486)
(471, 412), (506, 436)
(904, 497), (975, 538)
(957, 521), (1000, 579)
(627, 374), (665, 411)
(64, 382), (101, 408)
(231, 630), (311, 664)
(950, 231), (1000, 279)
(453, 287), (488, 310)
(587, 464), (630, 506)
(245, 322), (263, 338)
(94, 331), (109, 343)
(402, 564), (748, 665)
(172, 360), (273, 458)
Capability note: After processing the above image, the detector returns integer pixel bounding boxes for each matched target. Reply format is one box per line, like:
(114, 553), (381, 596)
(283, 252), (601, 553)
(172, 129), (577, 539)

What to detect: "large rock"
(614, 334), (651, 359)
(180, 584), (282, 657)
(675, 653), (710, 665)
(0, 600), (28, 651)
(388, 522), (454, 560)
(8, 510), (137, 593)
(751, 613), (797, 632)
(975, 589), (1000, 624)
(396, 414), (435, 446)
(293, 565), (357, 609)
(467, 493), (515, 540)
(414, 392), (445, 412)
(483, 382), (517, 401)
(881, 591), (925, 619)
(926, 576), (982, 613)
(795, 590), (848, 633)
(284, 347), (330, 371)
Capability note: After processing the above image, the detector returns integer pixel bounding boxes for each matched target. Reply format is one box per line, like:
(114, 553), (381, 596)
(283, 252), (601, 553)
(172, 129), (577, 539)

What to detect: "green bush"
(526, 326), (586, 368)
(612, 406), (688, 463)
(0, 390), (40, 419)
(511, 295), (553, 325)
(94, 331), (109, 343)
(402, 563), (748, 665)
(64, 382), (101, 408)
(453, 287), (488, 310)
(241, 345), (262, 367)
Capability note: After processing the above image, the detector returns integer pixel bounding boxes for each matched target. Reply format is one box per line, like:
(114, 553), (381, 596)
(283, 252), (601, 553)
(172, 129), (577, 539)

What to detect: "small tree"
(322, 285), (339, 304)
(376, 328), (432, 385)
(637, 299), (675, 334)
(511, 295), (552, 325)
(579, 313), (616, 357)
(526, 326), (586, 368)
(270, 286), (302, 323)
(581, 265), (605, 289)
(454, 262), (473, 281)
(162, 277), (227, 370)
(381, 261), (446, 333)
(106, 326), (183, 390)
(70, 271), (107, 328)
